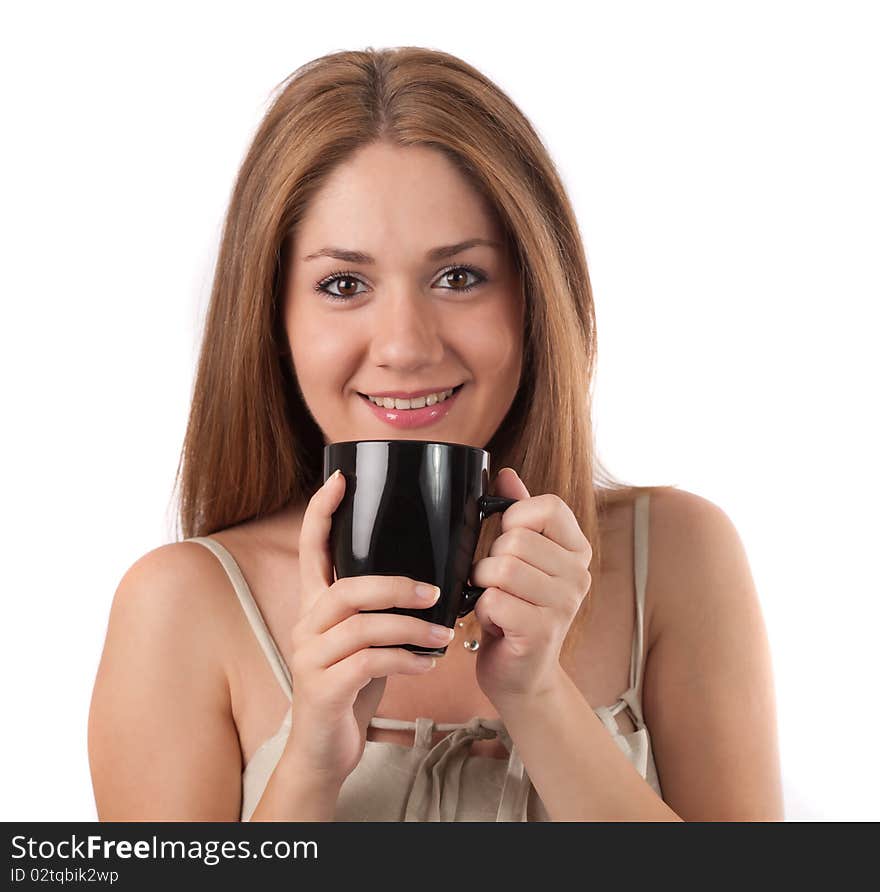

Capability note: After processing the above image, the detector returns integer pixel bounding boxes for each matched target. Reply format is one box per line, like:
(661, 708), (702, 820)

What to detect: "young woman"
(88, 46), (784, 822)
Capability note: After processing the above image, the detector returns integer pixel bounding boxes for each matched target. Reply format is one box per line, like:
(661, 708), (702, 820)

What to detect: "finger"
(474, 588), (539, 640)
(315, 613), (454, 667)
(487, 527), (573, 579)
(305, 575), (441, 637)
(327, 648), (438, 703)
(298, 470), (346, 614)
(470, 606), (504, 640)
(470, 554), (552, 608)
(500, 493), (591, 556)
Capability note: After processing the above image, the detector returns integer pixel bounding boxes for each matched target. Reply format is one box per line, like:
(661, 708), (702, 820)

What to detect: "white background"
(2, 0), (877, 821)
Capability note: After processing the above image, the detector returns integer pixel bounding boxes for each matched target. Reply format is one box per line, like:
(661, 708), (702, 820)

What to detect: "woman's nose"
(367, 290), (444, 368)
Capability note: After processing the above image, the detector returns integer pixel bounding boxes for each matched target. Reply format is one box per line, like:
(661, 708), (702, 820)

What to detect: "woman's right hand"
(283, 470), (455, 787)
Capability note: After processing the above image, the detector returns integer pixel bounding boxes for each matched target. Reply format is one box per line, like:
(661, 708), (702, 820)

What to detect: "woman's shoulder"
(107, 537), (248, 666)
(634, 487), (783, 819)
(90, 540), (243, 819)
(637, 485), (752, 650)
(113, 510), (303, 660)
(645, 485), (746, 587)
(116, 537), (238, 605)
(595, 484), (744, 648)
(118, 497), (301, 594)
(597, 482), (733, 533)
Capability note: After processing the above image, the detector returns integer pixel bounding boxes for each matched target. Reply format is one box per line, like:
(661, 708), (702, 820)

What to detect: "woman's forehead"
(296, 146), (503, 237)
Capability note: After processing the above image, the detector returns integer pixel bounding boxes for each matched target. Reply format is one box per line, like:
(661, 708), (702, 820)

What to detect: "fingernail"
(325, 469), (341, 486)
(415, 584), (441, 602)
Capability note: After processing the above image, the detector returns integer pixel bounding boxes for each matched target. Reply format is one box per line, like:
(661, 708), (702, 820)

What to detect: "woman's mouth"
(357, 383), (465, 429)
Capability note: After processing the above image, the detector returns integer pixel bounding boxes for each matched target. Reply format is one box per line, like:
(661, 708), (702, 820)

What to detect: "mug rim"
(324, 439), (487, 456)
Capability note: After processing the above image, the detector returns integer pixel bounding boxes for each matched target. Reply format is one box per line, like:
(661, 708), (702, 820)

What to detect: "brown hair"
(170, 46), (661, 669)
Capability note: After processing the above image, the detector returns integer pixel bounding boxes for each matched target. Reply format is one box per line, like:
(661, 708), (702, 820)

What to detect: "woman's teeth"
(366, 388), (455, 410)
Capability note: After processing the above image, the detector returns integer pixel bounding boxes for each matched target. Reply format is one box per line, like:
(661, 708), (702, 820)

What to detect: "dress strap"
(628, 492), (650, 696)
(493, 724), (529, 822)
(186, 537), (293, 702)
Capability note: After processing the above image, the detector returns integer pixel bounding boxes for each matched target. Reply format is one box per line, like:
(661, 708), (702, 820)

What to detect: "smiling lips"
(364, 387), (457, 410)
(359, 384), (464, 428)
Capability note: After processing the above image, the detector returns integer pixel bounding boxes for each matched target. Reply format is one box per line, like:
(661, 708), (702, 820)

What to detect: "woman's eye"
(435, 266), (483, 292)
(313, 265), (486, 302)
(315, 273), (366, 300)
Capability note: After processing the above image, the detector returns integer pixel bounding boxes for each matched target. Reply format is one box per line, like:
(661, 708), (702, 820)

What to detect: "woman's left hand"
(469, 468), (594, 705)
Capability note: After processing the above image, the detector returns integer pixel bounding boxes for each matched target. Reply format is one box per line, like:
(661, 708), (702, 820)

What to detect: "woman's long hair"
(170, 46), (661, 669)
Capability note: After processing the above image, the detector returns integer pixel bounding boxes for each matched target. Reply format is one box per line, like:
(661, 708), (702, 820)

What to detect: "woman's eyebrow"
(303, 238), (503, 264)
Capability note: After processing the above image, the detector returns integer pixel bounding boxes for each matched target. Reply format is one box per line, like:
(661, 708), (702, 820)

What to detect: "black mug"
(322, 439), (518, 656)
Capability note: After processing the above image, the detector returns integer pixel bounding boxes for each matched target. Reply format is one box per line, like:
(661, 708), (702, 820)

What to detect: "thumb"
(494, 466), (531, 499)
(298, 469), (346, 611)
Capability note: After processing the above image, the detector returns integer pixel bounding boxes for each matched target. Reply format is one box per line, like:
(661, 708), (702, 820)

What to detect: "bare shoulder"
(88, 542), (242, 819)
(594, 485), (730, 643)
(117, 539), (231, 598)
(98, 540), (240, 661)
(647, 483), (737, 539)
(640, 486), (785, 820)
(645, 486), (755, 644)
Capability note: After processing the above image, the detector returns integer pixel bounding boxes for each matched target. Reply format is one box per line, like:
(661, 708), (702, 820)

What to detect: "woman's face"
(282, 141), (524, 449)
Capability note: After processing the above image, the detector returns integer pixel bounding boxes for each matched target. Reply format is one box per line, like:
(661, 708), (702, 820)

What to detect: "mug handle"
(458, 494), (519, 617)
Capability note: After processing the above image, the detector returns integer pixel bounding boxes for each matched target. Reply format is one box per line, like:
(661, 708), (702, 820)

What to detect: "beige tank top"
(186, 491), (662, 821)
